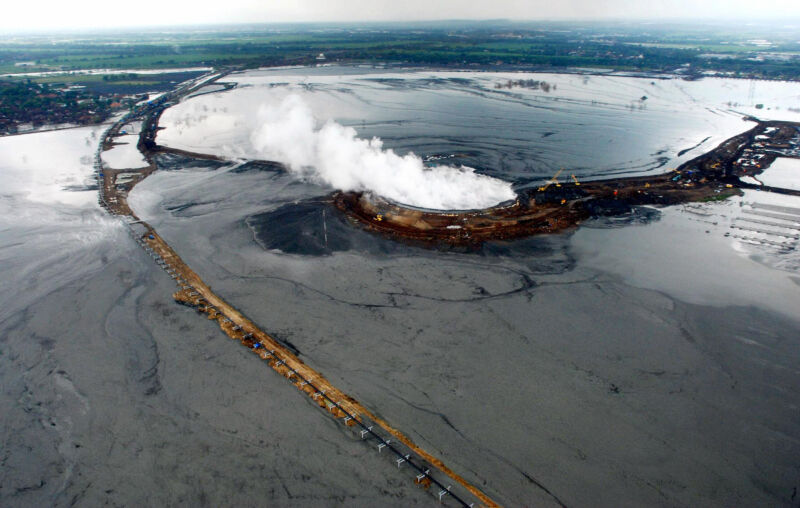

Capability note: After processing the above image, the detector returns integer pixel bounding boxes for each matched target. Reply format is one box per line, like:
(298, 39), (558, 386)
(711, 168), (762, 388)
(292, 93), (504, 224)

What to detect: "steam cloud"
(249, 94), (515, 210)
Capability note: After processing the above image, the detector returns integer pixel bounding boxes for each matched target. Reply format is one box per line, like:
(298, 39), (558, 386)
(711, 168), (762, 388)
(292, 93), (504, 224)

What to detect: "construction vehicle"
(538, 168), (564, 191)
(570, 174), (580, 186)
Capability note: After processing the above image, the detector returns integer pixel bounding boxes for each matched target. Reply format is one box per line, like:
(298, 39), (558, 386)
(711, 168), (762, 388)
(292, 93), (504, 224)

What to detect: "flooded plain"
(0, 126), (434, 506)
(760, 156), (800, 190)
(158, 67), (800, 188)
(127, 151), (800, 506)
(2, 67), (800, 507)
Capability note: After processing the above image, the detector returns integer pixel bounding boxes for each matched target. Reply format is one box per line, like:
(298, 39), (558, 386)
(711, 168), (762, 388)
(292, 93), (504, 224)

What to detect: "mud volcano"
(333, 120), (800, 248)
(332, 190), (585, 246)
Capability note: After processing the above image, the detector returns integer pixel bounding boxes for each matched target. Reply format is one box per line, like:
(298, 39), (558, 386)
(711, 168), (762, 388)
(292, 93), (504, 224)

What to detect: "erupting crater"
(332, 119), (800, 248)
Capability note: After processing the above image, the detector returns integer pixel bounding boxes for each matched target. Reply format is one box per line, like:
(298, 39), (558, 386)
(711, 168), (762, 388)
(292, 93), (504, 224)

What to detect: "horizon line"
(3, 17), (800, 36)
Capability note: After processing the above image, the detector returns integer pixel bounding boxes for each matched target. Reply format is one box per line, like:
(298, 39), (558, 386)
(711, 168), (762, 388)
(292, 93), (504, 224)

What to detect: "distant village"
(0, 80), (147, 135)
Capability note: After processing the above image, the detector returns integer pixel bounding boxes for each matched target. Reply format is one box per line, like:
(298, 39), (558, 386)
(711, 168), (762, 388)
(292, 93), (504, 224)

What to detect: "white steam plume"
(249, 94), (515, 210)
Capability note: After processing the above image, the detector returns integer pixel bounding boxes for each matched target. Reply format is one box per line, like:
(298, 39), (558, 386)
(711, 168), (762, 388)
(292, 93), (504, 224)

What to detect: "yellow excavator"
(538, 168), (564, 191)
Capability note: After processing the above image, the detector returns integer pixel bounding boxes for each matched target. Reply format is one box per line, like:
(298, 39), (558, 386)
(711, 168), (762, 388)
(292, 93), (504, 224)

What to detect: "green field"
(1, 21), (799, 80)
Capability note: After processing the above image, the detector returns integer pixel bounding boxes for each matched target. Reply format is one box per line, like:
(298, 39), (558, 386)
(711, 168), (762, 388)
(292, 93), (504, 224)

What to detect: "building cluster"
(0, 80), (149, 135)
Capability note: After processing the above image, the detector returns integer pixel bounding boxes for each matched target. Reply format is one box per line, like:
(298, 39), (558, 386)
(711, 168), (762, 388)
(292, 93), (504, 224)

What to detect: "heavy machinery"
(538, 168), (564, 191)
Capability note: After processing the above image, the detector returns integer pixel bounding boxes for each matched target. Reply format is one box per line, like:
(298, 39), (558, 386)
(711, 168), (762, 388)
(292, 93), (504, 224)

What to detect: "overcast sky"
(3, 0), (800, 32)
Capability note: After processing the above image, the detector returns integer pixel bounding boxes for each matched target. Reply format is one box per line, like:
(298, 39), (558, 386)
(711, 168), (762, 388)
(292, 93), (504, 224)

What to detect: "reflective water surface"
(159, 67), (800, 190)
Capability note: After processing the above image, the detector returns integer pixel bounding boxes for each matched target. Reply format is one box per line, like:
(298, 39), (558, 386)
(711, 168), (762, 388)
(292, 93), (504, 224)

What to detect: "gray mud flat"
(0, 247), (433, 507)
(126, 163), (800, 507)
(0, 127), (432, 507)
(4, 74), (800, 507)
